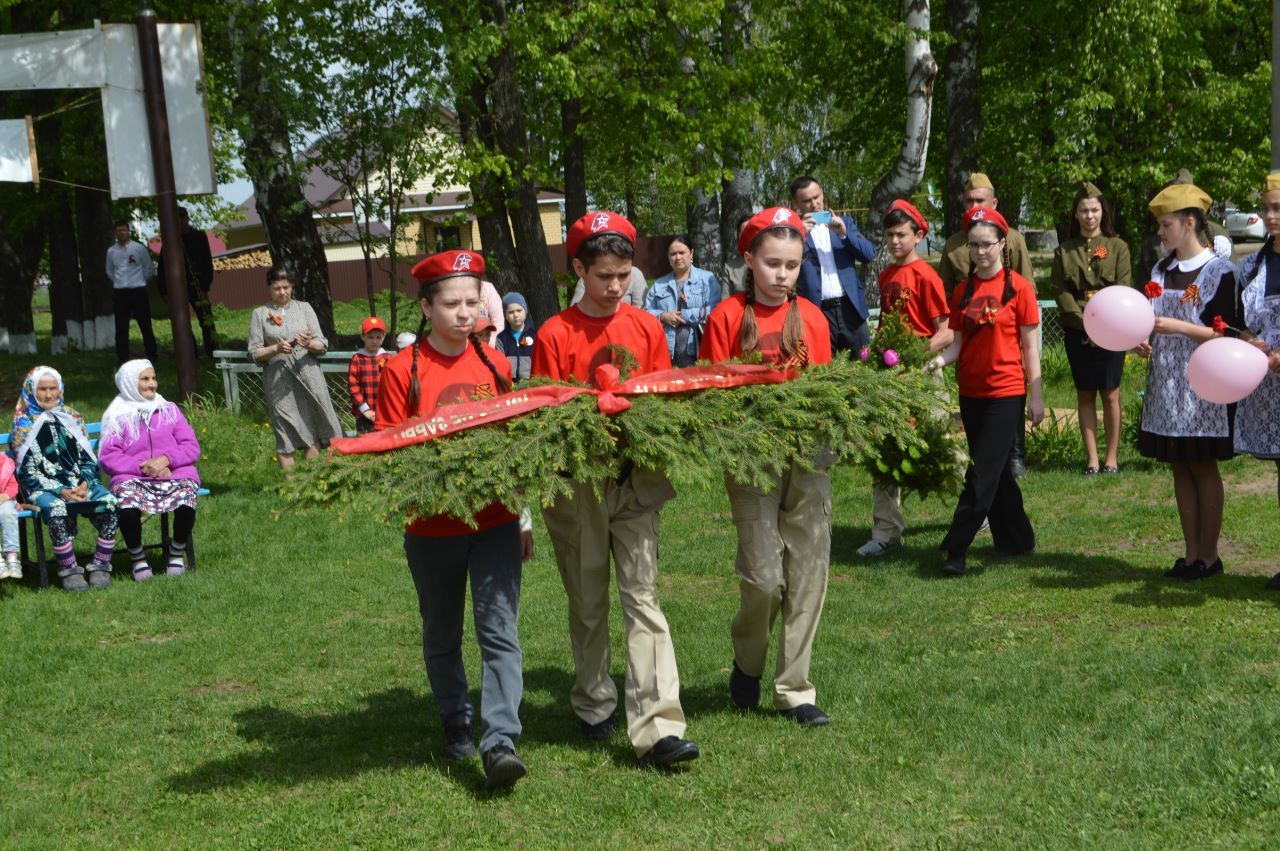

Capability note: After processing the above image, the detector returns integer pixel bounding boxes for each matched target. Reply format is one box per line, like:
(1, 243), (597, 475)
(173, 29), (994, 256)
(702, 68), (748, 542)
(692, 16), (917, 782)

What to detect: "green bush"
(1025, 409), (1081, 466)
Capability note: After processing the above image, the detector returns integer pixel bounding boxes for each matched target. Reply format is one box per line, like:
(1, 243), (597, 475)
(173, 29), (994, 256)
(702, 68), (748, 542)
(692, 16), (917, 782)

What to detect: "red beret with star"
(961, 206), (1009, 235)
(887, 199), (929, 235)
(411, 249), (485, 285)
(738, 207), (806, 257)
(565, 211), (637, 258)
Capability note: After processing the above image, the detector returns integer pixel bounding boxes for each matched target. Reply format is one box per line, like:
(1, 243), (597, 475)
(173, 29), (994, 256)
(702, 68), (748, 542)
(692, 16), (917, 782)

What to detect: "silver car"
(1225, 208), (1268, 242)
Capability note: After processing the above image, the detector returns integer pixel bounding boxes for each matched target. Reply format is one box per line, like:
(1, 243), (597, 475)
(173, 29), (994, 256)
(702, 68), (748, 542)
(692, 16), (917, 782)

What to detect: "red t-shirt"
(376, 339), (517, 537)
(878, 258), (948, 338)
(947, 270), (1040, 398)
(531, 303), (671, 386)
(699, 293), (833, 367)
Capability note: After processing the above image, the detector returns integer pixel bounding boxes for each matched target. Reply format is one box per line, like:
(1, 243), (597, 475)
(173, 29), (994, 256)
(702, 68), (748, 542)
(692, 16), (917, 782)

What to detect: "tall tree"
(865, 0), (937, 241)
(218, 0), (335, 338)
(944, 0), (981, 236)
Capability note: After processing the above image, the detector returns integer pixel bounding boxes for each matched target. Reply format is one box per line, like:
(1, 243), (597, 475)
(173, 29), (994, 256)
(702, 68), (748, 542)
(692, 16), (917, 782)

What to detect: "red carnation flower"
(1212, 315), (1227, 335)
(1144, 281), (1163, 299)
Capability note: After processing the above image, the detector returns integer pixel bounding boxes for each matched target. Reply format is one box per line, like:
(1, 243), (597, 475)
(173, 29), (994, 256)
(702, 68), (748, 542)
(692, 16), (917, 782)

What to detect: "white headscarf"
(99, 359), (179, 444)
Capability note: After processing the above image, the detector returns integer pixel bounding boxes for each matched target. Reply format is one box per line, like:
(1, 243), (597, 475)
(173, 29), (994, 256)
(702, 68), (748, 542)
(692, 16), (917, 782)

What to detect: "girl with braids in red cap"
(374, 250), (533, 790)
(927, 207), (1044, 577)
(700, 207), (835, 726)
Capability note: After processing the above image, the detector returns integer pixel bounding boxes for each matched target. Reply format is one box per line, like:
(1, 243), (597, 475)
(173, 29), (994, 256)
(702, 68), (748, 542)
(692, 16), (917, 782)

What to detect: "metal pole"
(1273, 0), (1279, 169)
(135, 8), (198, 399)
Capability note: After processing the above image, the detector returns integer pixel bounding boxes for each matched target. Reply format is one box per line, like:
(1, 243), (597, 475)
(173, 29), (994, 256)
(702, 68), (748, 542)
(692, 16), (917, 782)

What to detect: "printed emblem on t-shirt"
(962, 294), (1001, 328)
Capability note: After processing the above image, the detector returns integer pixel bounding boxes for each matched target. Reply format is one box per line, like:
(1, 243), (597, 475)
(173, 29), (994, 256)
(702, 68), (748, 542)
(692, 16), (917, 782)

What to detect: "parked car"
(1225, 208), (1268, 242)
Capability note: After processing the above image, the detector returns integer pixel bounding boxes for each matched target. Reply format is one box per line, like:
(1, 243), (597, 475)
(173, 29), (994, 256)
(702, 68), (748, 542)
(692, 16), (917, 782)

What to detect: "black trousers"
(187, 281), (218, 357)
(940, 395), (1036, 557)
(819, 296), (870, 356)
(113, 287), (158, 365)
(119, 505), (196, 549)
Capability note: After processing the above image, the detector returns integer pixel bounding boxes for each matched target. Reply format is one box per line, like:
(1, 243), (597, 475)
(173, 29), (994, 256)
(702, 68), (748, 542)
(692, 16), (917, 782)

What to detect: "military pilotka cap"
(1265, 172), (1280, 193)
(1074, 181), (1103, 201)
(965, 172), (994, 191)
(1148, 183), (1212, 216)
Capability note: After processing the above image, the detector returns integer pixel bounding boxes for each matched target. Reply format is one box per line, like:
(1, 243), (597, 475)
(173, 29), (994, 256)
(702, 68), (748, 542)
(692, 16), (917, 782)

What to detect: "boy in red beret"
(533, 211), (699, 770)
(347, 316), (389, 433)
(857, 200), (952, 557)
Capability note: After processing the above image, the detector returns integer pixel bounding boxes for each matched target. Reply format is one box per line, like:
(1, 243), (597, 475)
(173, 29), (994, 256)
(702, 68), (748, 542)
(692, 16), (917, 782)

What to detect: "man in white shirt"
(104, 220), (158, 365)
(789, 177), (877, 355)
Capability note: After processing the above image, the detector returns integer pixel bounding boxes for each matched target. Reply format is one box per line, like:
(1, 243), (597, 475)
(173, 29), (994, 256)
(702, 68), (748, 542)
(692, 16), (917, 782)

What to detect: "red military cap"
(886, 199), (929, 235)
(565, 211), (637, 258)
(361, 316), (387, 335)
(738, 206), (806, 256)
(961, 206), (1009, 235)
(411, 249), (485, 285)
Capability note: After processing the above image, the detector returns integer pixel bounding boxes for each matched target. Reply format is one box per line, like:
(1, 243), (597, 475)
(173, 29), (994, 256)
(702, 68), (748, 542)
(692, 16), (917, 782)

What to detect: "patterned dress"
(1234, 240), (1280, 460)
(247, 299), (343, 454)
(17, 418), (118, 522)
(1138, 250), (1243, 462)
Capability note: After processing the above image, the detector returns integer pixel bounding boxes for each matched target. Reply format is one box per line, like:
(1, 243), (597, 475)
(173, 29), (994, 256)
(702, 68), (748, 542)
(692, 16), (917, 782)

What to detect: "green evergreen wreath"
(285, 359), (967, 525)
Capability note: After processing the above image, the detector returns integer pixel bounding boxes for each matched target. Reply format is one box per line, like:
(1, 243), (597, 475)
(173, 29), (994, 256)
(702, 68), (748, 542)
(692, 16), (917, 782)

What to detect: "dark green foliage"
(287, 360), (968, 523)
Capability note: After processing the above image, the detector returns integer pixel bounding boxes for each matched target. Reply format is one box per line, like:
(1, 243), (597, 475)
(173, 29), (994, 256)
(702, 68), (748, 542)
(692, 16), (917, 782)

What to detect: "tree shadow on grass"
(1028, 551), (1280, 609)
(167, 687), (515, 799)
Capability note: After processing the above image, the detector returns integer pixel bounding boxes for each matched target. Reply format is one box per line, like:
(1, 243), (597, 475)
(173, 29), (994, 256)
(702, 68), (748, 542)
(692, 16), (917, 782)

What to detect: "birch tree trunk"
(945, 0), (981, 237)
(866, 0), (937, 242)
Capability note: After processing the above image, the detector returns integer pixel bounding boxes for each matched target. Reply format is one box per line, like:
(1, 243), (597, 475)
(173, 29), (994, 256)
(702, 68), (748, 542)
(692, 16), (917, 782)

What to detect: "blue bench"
(0, 422), (210, 589)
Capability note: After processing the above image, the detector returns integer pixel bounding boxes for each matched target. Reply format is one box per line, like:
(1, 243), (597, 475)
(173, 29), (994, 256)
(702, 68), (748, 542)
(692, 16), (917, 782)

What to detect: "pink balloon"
(1187, 337), (1269, 404)
(1083, 286), (1155, 351)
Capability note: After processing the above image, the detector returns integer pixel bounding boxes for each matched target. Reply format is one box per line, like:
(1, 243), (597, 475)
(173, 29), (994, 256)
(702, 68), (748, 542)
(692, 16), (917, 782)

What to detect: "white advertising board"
(0, 117), (36, 183)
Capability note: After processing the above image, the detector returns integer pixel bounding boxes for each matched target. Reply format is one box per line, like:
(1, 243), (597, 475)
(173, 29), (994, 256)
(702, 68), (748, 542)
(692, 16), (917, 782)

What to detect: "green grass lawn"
(2, 307), (1280, 848)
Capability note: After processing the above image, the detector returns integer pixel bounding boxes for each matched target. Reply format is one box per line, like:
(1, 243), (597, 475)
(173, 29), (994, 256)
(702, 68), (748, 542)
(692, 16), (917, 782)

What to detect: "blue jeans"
(404, 521), (523, 754)
(0, 499), (17, 553)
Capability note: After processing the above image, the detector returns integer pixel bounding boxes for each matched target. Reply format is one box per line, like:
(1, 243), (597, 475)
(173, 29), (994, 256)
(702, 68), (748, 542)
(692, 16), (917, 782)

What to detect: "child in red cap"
(533, 211), (699, 771)
(374, 250), (533, 790)
(347, 316), (388, 433)
(700, 207), (836, 727)
(857, 200), (952, 558)
(928, 205), (1044, 577)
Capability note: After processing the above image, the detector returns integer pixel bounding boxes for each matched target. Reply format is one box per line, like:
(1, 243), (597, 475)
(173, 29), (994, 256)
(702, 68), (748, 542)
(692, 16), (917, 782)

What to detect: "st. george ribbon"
(329, 362), (797, 455)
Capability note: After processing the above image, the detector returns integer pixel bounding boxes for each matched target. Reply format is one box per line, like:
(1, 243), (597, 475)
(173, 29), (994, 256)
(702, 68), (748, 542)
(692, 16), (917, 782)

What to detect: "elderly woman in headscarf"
(98, 360), (202, 581)
(12, 366), (119, 592)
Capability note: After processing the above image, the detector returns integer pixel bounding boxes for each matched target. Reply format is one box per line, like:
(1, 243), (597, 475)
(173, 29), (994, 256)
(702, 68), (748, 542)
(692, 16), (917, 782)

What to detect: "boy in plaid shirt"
(348, 316), (389, 433)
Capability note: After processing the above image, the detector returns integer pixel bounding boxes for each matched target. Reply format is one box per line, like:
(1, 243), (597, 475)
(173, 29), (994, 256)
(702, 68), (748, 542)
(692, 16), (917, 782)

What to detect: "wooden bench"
(0, 423), (210, 589)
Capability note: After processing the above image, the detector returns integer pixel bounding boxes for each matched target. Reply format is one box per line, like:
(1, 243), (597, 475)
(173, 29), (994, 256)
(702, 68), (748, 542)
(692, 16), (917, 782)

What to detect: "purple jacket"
(98, 407), (202, 488)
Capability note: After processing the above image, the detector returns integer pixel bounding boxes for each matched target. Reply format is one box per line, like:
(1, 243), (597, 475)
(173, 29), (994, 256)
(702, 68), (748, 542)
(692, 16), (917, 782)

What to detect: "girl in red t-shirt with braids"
(700, 207), (835, 727)
(927, 207), (1044, 577)
(374, 249), (532, 790)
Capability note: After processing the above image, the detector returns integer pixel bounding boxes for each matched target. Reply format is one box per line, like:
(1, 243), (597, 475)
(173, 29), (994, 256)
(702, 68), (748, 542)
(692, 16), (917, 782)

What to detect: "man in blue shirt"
(790, 176), (877, 355)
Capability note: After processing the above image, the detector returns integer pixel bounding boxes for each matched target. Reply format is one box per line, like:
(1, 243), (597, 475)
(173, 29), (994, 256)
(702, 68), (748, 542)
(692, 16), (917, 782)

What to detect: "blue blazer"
(796, 215), (877, 320)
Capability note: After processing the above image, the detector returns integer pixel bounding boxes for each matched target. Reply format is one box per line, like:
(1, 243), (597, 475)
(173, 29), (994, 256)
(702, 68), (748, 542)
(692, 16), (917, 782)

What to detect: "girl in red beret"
(374, 249), (533, 790)
(699, 207), (835, 726)
(927, 207), (1044, 576)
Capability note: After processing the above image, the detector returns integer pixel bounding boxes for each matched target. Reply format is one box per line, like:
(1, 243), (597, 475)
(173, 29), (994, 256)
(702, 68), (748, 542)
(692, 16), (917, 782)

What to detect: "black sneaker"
(941, 554), (966, 576)
(637, 735), (699, 769)
(1266, 571), (1280, 590)
(1163, 558), (1190, 579)
(442, 722), (476, 760)
(579, 717), (615, 741)
(729, 661), (761, 710)
(482, 745), (526, 789)
(1185, 559), (1223, 580)
(780, 704), (831, 727)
